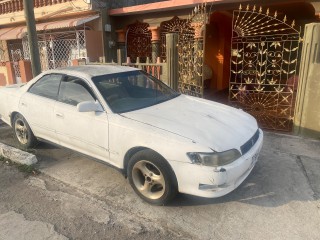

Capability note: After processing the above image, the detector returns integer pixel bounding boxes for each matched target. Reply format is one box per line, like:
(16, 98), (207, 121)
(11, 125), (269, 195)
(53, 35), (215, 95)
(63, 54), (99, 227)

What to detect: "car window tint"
(58, 76), (96, 106)
(92, 71), (179, 113)
(28, 74), (62, 100)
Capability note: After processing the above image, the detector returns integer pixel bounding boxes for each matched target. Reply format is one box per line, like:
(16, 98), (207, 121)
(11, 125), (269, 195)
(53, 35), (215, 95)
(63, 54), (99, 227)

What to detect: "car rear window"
(28, 74), (63, 100)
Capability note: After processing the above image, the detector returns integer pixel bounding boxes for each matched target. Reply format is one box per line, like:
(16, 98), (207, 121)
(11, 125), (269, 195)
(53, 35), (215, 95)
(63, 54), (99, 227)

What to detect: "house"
(0, 0), (104, 85)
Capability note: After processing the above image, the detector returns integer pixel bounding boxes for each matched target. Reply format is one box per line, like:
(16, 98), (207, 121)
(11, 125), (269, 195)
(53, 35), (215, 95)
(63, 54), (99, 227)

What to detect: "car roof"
(45, 65), (138, 79)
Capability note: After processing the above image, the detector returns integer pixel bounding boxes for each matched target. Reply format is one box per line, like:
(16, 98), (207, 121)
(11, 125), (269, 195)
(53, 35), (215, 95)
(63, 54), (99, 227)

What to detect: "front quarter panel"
(107, 114), (210, 169)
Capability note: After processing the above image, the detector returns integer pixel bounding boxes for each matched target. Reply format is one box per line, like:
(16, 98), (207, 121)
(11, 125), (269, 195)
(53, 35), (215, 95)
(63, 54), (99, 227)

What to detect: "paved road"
(1, 120), (320, 240)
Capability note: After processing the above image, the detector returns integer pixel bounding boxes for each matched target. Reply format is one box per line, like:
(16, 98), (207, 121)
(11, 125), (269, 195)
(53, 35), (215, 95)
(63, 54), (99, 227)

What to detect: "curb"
(0, 142), (37, 166)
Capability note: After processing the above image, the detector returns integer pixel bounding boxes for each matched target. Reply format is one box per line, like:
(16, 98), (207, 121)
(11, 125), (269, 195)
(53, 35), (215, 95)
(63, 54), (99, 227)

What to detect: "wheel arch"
(123, 147), (178, 185)
(10, 111), (36, 136)
(10, 111), (20, 127)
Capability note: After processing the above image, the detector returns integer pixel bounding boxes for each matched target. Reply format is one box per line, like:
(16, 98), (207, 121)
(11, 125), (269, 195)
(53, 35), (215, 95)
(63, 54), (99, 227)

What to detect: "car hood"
(121, 95), (258, 152)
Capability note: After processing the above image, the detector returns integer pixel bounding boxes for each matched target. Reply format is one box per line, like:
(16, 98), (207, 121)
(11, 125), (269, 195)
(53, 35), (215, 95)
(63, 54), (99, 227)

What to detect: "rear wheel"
(127, 150), (178, 205)
(13, 113), (38, 149)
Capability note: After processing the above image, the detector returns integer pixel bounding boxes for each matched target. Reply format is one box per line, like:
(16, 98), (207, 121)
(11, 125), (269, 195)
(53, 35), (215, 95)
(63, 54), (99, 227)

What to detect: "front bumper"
(170, 129), (264, 198)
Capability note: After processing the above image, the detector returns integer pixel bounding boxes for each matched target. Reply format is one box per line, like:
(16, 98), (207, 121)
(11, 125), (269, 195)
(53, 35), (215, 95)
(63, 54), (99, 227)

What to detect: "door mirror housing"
(77, 101), (104, 112)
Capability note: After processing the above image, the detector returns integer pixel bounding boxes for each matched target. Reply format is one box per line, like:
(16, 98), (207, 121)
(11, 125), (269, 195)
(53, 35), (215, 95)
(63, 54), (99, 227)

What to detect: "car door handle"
(56, 113), (64, 118)
(21, 102), (27, 107)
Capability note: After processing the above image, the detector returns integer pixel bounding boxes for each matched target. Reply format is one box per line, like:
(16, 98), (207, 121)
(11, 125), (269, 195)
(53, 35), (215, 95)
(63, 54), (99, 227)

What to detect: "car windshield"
(92, 70), (180, 113)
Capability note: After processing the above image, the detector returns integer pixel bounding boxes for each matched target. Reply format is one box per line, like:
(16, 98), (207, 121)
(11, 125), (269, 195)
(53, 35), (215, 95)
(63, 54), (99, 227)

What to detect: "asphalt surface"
(0, 120), (320, 240)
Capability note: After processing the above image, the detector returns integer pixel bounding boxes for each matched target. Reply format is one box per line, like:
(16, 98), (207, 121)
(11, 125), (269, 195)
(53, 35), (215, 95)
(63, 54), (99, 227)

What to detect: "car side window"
(28, 74), (62, 100)
(58, 76), (96, 106)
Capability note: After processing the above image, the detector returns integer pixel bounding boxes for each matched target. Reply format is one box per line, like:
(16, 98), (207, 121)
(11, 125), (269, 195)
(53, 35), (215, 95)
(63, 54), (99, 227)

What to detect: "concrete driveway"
(0, 120), (320, 240)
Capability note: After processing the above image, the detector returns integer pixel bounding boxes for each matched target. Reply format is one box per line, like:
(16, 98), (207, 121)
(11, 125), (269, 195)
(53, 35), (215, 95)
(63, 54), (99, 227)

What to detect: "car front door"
(54, 75), (110, 161)
(19, 74), (63, 143)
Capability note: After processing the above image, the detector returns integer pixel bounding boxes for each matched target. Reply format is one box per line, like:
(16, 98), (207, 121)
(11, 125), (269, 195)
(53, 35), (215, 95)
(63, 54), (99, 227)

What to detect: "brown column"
(148, 26), (161, 63)
(19, 60), (33, 83)
(5, 61), (15, 85)
(72, 59), (80, 66)
(116, 29), (126, 44)
(0, 74), (6, 86)
(116, 29), (126, 64)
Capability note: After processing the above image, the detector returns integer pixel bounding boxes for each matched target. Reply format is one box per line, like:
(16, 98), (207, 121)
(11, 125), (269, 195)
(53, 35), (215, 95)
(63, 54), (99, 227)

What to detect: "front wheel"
(127, 150), (178, 205)
(13, 113), (38, 149)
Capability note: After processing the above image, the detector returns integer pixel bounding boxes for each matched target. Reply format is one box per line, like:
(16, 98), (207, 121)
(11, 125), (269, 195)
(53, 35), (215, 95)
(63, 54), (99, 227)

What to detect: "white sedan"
(0, 65), (263, 205)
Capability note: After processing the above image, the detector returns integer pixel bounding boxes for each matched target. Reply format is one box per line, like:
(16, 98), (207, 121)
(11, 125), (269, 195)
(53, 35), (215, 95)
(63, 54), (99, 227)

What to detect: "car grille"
(240, 129), (260, 155)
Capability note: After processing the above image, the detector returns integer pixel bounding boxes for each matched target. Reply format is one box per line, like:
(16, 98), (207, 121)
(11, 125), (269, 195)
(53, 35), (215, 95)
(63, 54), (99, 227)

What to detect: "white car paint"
(122, 95), (258, 152)
(0, 65), (263, 198)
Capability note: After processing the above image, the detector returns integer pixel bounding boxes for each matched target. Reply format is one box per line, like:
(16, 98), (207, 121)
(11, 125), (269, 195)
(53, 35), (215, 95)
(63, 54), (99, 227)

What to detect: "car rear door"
(54, 75), (110, 161)
(19, 74), (63, 143)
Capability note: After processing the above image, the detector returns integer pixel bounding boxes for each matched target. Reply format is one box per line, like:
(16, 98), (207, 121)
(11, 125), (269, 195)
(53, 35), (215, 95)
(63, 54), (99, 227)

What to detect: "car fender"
(107, 114), (211, 169)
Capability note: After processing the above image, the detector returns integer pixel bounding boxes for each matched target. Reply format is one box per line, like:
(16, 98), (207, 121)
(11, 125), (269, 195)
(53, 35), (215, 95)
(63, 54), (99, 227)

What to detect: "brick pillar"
(5, 61), (15, 85)
(72, 59), (80, 66)
(19, 60), (33, 83)
(0, 74), (6, 86)
(148, 27), (161, 63)
(116, 29), (126, 64)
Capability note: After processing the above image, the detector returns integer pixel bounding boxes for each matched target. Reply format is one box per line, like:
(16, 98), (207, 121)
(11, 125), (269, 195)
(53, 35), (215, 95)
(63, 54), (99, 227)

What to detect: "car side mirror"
(77, 101), (103, 112)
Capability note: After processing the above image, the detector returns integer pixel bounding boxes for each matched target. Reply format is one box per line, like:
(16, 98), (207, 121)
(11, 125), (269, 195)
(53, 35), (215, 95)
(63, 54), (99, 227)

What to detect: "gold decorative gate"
(178, 3), (208, 97)
(229, 5), (301, 131)
(160, 16), (189, 61)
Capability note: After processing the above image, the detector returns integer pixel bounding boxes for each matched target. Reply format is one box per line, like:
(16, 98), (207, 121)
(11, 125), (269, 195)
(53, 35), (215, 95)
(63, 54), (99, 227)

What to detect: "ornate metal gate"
(229, 5), (301, 131)
(8, 41), (26, 83)
(178, 3), (208, 97)
(126, 21), (152, 63)
(160, 16), (189, 61)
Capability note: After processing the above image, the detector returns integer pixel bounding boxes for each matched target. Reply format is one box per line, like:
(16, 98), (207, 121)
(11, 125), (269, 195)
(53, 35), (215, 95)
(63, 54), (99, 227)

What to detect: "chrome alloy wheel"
(14, 119), (29, 145)
(132, 160), (166, 200)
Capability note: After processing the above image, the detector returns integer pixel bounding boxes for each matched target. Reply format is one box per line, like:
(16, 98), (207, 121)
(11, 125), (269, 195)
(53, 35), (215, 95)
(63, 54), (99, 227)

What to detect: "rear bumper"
(171, 129), (263, 198)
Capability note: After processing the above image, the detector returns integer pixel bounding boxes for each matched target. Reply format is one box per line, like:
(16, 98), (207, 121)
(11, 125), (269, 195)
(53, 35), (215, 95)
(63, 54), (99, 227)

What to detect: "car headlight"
(187, 149), (241, 167)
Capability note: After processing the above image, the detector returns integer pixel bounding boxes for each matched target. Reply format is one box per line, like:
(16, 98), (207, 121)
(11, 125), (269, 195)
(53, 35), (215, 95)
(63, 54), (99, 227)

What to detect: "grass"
(0, 154), (39, 175)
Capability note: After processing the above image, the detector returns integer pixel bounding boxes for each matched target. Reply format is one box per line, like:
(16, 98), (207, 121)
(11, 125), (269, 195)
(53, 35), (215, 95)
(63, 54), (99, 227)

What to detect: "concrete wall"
(294, 23), (320, 139)
(85, 30), (103, 62)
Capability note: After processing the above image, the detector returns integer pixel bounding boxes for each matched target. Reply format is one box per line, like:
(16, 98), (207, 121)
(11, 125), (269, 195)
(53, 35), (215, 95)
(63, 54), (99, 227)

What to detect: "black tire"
(127, 149), (178, 205)
(12, 113), (38, 149)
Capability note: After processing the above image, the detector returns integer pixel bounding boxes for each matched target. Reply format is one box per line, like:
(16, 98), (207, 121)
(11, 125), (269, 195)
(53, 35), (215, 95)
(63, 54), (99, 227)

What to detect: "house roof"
(0, 15), (99, 40)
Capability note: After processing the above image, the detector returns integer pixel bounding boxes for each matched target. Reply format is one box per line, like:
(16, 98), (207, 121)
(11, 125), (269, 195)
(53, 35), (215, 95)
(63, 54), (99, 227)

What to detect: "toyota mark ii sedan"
(0, 65), (263, 205)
